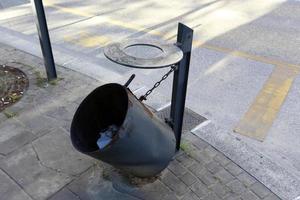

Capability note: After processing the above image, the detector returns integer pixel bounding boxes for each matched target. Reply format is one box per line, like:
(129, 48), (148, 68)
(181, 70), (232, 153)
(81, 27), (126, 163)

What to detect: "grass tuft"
(3, 110), (18, 118)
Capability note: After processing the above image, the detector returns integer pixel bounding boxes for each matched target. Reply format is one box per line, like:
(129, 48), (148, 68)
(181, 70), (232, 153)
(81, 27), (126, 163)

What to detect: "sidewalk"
(0, 43), (281, 200)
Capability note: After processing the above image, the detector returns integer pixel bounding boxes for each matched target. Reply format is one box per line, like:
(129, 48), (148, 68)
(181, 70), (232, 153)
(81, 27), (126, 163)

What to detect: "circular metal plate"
(104, 39), (183, 69)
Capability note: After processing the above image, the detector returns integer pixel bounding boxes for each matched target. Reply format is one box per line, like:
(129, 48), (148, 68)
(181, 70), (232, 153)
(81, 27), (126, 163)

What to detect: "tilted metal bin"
(71, 83), (175, 177)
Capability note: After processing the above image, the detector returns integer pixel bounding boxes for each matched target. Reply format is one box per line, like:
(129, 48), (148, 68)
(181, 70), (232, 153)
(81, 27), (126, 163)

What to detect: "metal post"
(169, 23), (193, 151)
(31, 0), (57, 81)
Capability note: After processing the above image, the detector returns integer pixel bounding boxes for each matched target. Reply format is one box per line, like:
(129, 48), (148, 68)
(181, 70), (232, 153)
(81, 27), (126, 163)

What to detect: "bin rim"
(70, 83), (129, 153)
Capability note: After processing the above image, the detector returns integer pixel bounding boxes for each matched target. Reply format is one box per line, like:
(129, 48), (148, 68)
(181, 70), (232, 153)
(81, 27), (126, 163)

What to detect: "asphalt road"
(0, 0), (300, 199)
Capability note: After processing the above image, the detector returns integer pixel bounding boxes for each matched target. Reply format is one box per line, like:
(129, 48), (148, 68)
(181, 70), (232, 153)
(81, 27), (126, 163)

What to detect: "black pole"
(170, 23), (193, 151)
(31, 0), (57, 81)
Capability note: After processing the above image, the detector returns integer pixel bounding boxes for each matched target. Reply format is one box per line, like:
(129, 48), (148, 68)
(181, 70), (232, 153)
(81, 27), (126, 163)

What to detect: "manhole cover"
(0, 65), (29, 111)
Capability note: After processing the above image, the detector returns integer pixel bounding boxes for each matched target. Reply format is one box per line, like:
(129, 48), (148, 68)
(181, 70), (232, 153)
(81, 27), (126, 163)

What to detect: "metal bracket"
(168, 23), (193, 151)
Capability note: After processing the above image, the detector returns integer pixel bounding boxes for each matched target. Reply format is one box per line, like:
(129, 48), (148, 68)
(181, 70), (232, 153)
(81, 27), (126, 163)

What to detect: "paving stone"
(18, 114), (58, 136)
(188, 162), (205, 177)
(168, 159), (187, 177)
(45, 106), (73, 123)
(181, 139), (199, 153)
(160, 169), (189, 196)
(115, 179), (179, 200)
(68, 165), (136, 200)
(3, 101), (33, 115)
(263, 193), (281, 200)
(19, 93), (35, 104)
(48, 188), (79, 200)
(210, 182), (231, 198)
(146, 184), (178, 200)
(0, 113), (6, 123)
(61, 119), (72, 133)
(176, 153), (195, 167)
(250, 182), (271, 198)
(198, 169), (218, 186)
(174, 150), (185, 158)
(204, 146), (219, 158)
(224, 193), (241, 200)
(0, 144), (72, 199)
(190, 149), (212, 164)
(184, 133), (209, 150)
(32, 128), (94, 176)
(225, 163), (243, 176)
(206, 192), (222, 200)
(0, 169), (32, 200)
(205, 161), (223, 174)
(179, 171), (198, 186)
(0, 119), (36, 155)
(139, 180), (178, 200)
(241, 191), (260, 200)
(215, 169), (235, 184)
(190, 181), (209, 198)
(227, 180), (247, 195)
(214, 153), (231, 166)
(236, 172), (257, 187)
(182, 190), (201, 200)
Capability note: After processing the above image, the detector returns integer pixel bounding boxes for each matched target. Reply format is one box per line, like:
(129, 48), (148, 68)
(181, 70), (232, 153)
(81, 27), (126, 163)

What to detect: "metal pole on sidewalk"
(170, 23), (193, 151)
(31, 0), (57, 81)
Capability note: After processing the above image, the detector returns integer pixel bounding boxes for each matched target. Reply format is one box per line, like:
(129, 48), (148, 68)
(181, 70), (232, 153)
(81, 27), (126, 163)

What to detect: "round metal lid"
(104, 39), (183, 69)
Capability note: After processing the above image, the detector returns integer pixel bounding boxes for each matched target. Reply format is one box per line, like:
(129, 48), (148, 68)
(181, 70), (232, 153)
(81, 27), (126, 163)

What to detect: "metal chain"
(139, 65), (177, 101)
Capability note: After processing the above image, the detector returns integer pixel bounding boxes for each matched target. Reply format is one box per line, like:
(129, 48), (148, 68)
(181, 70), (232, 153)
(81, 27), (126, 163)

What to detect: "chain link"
(139, 65), (176, 101)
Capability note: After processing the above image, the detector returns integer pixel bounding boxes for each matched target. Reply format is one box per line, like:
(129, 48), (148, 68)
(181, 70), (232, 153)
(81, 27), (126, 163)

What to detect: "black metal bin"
(71, 83), (175, 177)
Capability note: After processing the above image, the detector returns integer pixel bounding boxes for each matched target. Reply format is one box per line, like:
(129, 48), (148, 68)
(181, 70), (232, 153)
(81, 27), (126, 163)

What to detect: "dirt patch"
(0, 64), (29, 111)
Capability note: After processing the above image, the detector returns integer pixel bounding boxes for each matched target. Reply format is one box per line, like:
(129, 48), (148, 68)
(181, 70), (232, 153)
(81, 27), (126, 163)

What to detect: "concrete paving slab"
(0, 169), (32, 200)
(67, 165), (137, 200)
(32, 128), (94, 176)
(0, 119), (36, 155)
(48, 188), (79, 200)
(111, 170), (179, 200)
(0, 144), (72, 200)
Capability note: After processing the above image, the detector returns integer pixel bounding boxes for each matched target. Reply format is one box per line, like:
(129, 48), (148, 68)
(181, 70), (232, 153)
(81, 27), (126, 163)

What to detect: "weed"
(34, 71), (47, 87)
(180, 141), (192, 154)
(3, 110), (18, 118)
